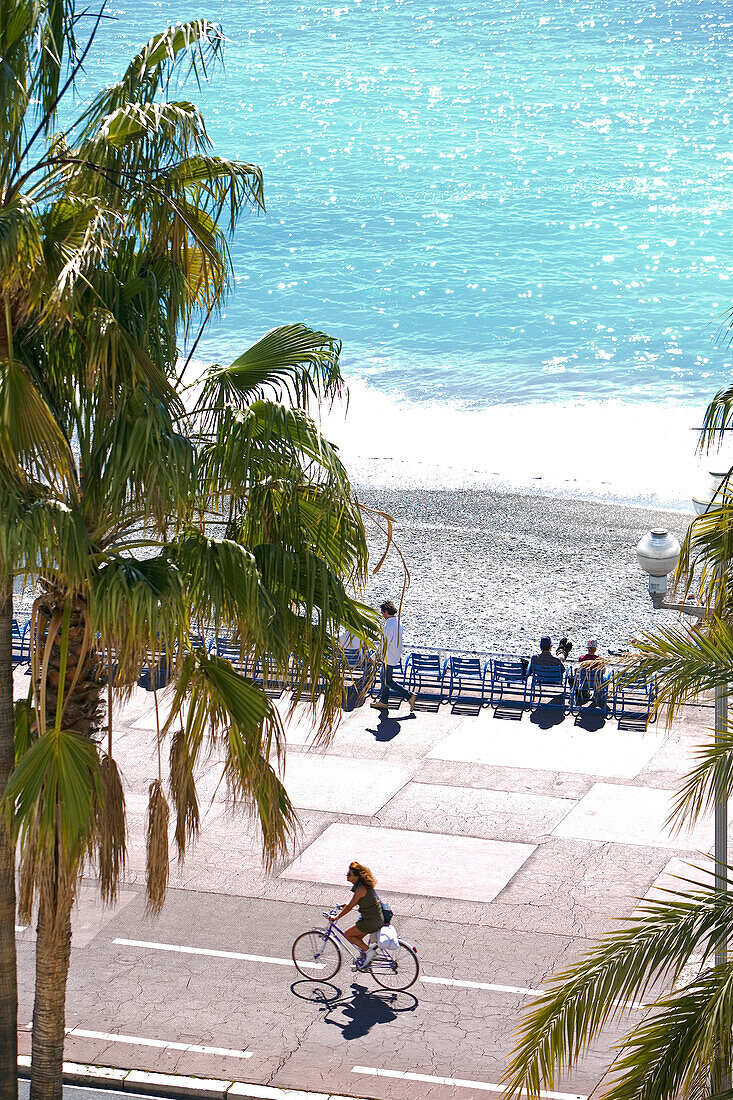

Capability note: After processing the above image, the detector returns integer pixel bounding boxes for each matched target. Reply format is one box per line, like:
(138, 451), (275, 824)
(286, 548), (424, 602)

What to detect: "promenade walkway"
(14, 666), (717, 1099)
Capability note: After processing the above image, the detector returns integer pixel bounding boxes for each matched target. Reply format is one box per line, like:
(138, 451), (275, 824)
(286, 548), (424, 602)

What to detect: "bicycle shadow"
(319, 980), (418, 1040)
(290, 979), (418, 1039)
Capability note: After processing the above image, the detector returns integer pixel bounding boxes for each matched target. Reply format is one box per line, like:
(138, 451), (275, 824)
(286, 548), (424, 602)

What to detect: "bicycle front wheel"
(292, 930), (342, 980)
(369, 941), (419, 991)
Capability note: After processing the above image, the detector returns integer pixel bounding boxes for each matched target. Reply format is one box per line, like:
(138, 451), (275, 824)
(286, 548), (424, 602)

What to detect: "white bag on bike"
(377, 923), (400, 958)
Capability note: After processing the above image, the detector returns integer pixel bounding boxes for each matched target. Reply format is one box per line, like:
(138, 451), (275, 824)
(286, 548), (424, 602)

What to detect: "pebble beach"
(358, 484), (690, 656)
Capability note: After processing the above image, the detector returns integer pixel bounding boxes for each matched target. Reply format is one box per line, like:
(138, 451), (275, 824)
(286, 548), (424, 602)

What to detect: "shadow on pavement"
(367, 713), (417, 742)
(320, 981), (419, 1039)
(529, 698), (566, 729)
(290, 979), (342, 1004)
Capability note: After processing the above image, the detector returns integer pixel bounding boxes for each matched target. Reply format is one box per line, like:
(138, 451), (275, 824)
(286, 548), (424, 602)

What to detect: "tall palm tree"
(1, 10), (381, 1099)
(502, 388), (733, 1100)
(1, 2), (87, 1092)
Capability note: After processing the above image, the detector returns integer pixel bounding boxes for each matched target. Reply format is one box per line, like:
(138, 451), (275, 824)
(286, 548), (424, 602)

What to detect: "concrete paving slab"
(376, 783), (575, 842)
(281, 822), (536, 902)
(428, 718), (667, 779)
(638, 855), (716, 907)
(552, 783), (714, 851)
(278, 755), (412, 816)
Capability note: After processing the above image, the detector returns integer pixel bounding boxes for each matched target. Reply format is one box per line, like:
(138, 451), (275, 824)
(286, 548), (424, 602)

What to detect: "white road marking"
(113, 936), (324, 969)
(65, 1027), (252, 1059)
(14, 926), (26, 933)
(113, 937), (647, 1004)
(422, 976), (544, 995)
(352, 1065), (586, 1099)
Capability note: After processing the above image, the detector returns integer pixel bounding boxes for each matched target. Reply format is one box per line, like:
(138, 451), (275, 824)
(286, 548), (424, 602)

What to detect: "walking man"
(370, 600), (417, 713)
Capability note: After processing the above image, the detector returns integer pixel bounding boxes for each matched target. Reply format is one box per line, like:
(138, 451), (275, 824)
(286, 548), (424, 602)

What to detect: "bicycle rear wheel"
(369, 941), (419, 991)
(292, 930), (341, 980)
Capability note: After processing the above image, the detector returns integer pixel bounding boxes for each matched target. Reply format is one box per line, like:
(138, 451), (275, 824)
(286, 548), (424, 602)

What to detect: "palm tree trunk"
(0, 579), (18, 1100)
(29, 897), (71, 1100)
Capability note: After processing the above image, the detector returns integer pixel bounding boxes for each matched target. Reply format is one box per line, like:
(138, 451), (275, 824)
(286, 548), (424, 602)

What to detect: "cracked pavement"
(13, 669), (718, 1099)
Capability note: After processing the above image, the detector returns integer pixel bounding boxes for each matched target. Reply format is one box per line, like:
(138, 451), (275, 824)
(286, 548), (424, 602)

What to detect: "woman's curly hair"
(349, 861), (376, 887)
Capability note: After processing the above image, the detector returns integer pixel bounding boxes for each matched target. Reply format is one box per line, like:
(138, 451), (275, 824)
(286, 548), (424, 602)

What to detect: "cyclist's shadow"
(321, 980), (418, 1040)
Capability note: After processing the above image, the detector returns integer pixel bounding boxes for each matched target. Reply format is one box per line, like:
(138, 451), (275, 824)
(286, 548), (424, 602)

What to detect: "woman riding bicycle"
(330, 861), (385, 966)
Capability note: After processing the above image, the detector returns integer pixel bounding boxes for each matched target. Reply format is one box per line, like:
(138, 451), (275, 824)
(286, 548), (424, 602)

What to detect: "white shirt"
(382, 615), (403, 665)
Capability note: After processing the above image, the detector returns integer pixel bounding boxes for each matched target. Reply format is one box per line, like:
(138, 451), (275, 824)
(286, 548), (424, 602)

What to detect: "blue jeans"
(380, 665), (412, 705)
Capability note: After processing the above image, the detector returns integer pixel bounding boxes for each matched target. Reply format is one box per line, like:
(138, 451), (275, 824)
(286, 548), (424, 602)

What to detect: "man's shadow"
(529, 696), (566, 729)
(366, 712), (416, 742)
(321, 980), (418, 1040)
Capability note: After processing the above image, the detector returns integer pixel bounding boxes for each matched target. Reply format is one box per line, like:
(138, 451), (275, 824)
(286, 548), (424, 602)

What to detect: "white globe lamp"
(636, 528), (681, 600)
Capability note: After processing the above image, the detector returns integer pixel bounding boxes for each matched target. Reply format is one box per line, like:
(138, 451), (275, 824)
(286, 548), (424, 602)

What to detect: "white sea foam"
(321, 379), (724, 512)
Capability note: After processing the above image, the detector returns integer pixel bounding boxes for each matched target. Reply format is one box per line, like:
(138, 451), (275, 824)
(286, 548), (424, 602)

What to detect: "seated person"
(578, 639), (604, 666)
(529, 636), (565, 675)
(576, 640), (611, 707)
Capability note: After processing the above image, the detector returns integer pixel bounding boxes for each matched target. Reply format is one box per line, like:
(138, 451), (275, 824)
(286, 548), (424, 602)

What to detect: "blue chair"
(214, 637), (248, 673)
(529, 662), (569, 712)
(447, 656), (490, 715)
(12, 619), (30, 667)
(488, 658), (528, 719)
(341, 648), (376, 711)
(290, 658), (325, 700)
(405, 652), (448, 713)
(567, 664), (607, 717)
(611, 673), (656, 731)
(252, 656), (289, 699)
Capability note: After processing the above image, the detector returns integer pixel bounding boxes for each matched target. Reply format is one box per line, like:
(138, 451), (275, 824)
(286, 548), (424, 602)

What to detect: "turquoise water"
(82, 0), (733, 404)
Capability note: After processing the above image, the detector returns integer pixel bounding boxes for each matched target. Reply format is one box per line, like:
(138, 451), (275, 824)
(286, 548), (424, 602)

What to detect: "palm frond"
(95, 753), (126, 903)
(165, 649), (296, 866)
(76, 21), (227, 140)
(502, 886), (733, 1099)
(0, 356), (73, 486)
(667, 725), (733, 832)
(3, 725), (102, 859)
(87, 554), (186, 683)
(605, 967), (733, 1100)
(197, 325), (344, 420)
(145, 778), (169, 914)
(168, 528), (272, 646)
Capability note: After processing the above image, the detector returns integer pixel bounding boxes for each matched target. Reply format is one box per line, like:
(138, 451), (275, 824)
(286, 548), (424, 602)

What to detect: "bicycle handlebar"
(323, 908), (340, 919)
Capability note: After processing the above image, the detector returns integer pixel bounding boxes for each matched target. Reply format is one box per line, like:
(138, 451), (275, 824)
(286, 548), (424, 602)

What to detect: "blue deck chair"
(447, 656), (490, 716)
(405, 652), (448, 713)
(290, 658), (325, 700)
(529, 662), (569, 712)
(252, 656), (289, 699)
(488, 658), (528, 719)
(570, 663), (610, 726)
(611, 673), (656, 731)
(137, 650), (172, 691)
(214, 637), (248, 673)
(341, 648), (376, 711)
(12, 619), (30, 667)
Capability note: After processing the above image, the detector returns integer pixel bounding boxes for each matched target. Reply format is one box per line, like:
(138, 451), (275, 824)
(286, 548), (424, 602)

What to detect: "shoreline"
(322, 381), (724, 512)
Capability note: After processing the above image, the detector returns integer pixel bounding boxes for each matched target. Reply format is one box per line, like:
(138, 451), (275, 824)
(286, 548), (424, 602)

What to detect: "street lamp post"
(637, 487), (729, 976)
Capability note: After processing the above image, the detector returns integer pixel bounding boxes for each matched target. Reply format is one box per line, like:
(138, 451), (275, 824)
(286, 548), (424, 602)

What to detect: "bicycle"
(292, 909), (420, 991)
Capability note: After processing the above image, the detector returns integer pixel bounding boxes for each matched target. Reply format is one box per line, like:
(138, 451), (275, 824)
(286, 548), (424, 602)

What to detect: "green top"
(353, 883), (384, 926)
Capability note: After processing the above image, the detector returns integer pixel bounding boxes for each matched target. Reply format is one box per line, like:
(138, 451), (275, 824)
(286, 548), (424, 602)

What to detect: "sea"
(77, 0), (733, 509)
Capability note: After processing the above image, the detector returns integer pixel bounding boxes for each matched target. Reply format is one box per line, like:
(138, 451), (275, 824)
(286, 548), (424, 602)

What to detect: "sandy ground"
(357, 484), (691, 655)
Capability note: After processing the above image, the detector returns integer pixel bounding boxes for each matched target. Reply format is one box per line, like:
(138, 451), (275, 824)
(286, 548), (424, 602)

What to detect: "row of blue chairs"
(9, 621), (658, 730)
(371, 652), (658, 730)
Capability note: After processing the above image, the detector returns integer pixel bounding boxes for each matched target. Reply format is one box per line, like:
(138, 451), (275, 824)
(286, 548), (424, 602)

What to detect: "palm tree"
(1, 10), (381, 1099)
(502, 388), (733, 1100)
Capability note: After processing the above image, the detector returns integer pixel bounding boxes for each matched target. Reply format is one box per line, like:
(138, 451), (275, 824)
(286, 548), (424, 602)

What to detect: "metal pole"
(714, 680), (730, 1093)
(715, 682), (729, 969)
